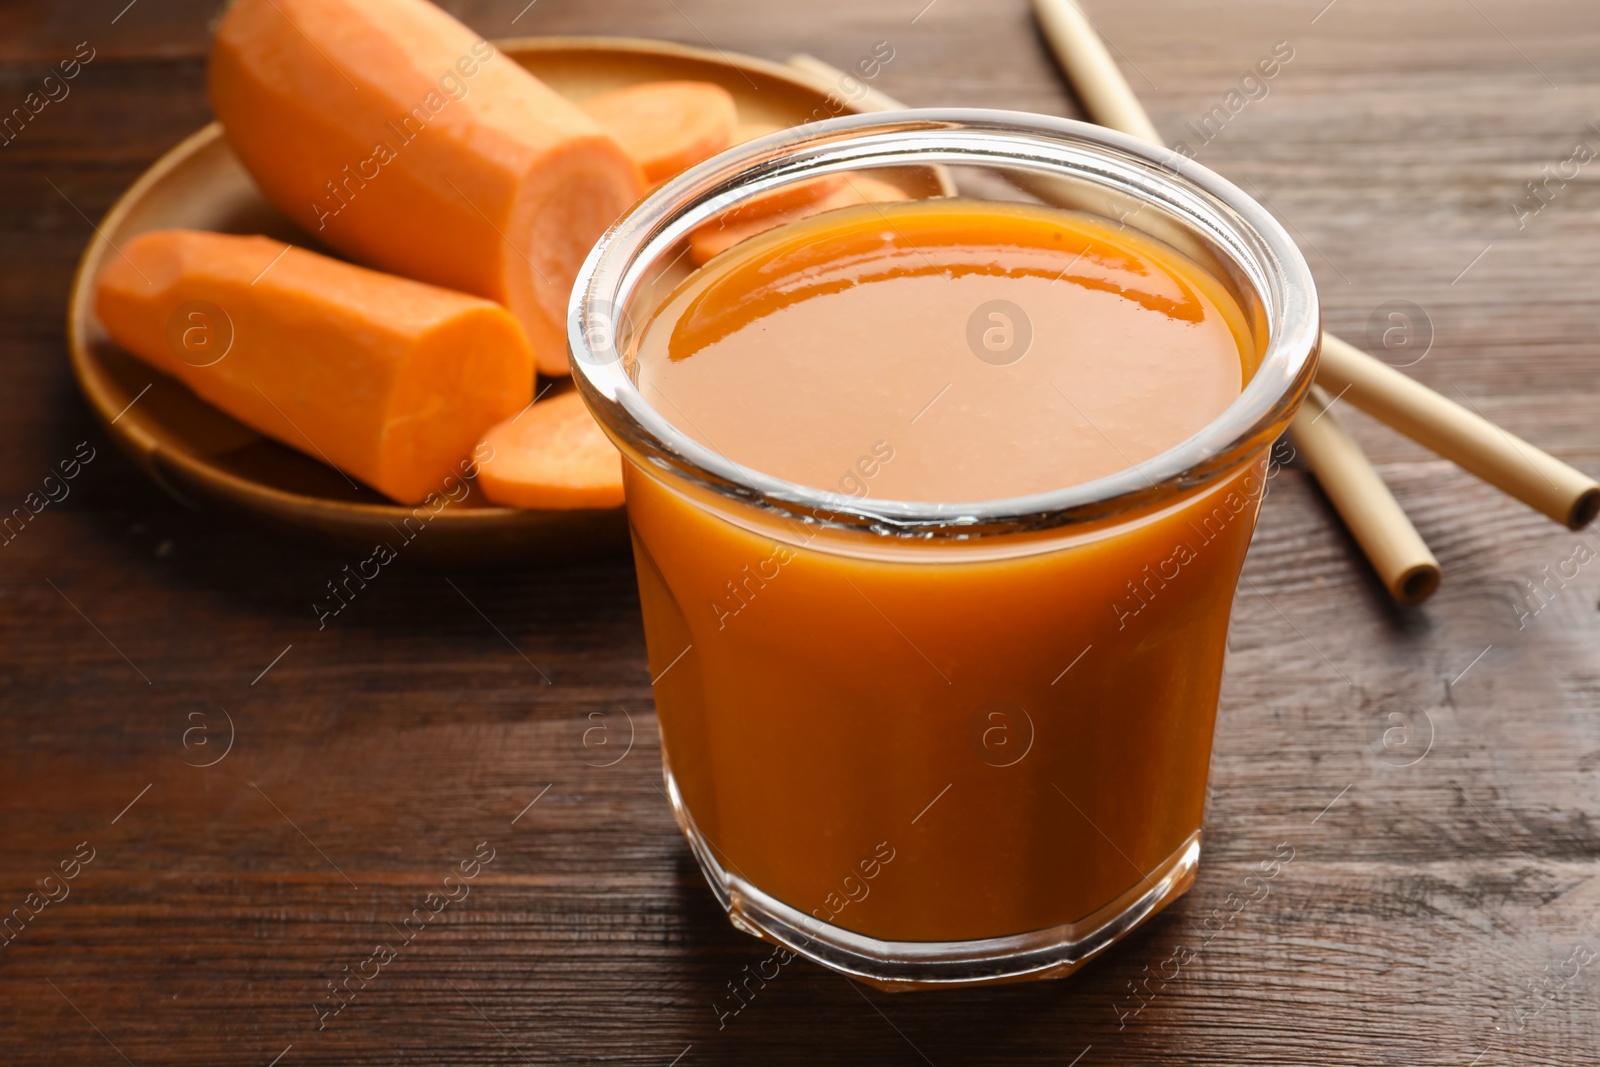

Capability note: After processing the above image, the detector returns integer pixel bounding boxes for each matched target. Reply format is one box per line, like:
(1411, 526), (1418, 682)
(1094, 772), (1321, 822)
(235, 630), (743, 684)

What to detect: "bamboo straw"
(1030, 0), (1600, 534)
(1029, 0), (1162, 144)
(1318, 333), (1600, 529)
(1027, 0), (1440, 600)
(1292, 387), (1442, 603)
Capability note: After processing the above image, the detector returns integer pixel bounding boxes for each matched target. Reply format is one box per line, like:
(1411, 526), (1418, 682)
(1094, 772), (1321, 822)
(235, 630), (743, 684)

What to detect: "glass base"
(662, 765), (1200, 991)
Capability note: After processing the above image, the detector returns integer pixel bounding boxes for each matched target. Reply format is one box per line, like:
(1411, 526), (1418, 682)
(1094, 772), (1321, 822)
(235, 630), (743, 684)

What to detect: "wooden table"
(4, 1), (1599, 1063)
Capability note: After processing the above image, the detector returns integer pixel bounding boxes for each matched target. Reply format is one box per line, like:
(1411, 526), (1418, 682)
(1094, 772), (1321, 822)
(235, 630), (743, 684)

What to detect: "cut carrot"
(209, 0), (642, 377)
(689, 174), (910, 265)
(703, 174), (846, 234)
(580, 81), (737, 184)
(693, 123), (845, 226)
(475, 392), (624, 510)
(95, 230), (534, 505)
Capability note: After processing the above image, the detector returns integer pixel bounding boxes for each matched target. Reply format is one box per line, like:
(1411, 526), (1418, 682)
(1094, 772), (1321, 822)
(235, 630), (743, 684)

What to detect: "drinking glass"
(567, 110), (1319, 989)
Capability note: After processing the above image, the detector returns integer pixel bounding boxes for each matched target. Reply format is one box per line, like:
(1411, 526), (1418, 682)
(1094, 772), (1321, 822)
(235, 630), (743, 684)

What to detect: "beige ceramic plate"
(66, 36), (915, 564)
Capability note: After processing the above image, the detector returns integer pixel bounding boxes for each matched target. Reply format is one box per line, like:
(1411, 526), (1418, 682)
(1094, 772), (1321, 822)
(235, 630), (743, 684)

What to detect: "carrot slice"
(208, 0), (642, 377)
(723, 174), (848, 223)
(692, 123), (844, 223)
(689, 174), (910, 265)
(95, 230), (534, 505)
(580, 81), (737, 184)
(475, 392), (624, 509)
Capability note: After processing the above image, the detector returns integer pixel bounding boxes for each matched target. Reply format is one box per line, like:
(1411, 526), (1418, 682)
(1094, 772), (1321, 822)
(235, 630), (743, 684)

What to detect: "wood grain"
(3, 1), (1600, 1064)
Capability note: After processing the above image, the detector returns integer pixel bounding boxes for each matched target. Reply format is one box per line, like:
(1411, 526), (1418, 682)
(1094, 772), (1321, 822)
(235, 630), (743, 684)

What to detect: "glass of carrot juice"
(567, 111), (1319, 990)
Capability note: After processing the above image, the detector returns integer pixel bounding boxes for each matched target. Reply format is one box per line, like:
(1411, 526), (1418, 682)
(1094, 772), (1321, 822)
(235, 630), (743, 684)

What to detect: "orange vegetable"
(475, 391), (624, 509)
(208, 0), (642, 376)
(689, 174), (909, 265)
(705, 174), (846, 233)
(580, 81), (737, 184)
(95, 230), (533, 505)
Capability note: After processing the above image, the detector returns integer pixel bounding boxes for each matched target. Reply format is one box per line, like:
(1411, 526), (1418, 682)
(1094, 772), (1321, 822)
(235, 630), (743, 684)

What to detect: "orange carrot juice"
(621, 198), (1270, 954)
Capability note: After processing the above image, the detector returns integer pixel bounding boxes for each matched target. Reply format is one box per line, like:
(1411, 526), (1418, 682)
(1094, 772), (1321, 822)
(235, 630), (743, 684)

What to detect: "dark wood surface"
(5, 1), (1600, 1063)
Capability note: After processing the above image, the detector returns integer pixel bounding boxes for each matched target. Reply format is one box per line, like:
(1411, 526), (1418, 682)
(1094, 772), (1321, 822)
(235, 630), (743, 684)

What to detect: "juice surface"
(624, 198), (1267, 944)
(635, 199), (1250, 502)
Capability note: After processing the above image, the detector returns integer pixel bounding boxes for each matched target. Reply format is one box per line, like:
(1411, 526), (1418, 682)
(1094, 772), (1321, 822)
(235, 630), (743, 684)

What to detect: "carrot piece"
(208, 0), (642, 377)
(475, 392), (624, 510)
(689, 174), (910, 265)
(95, 230), (534, 505)
(580, 81), (737, 184)
(692, 124), (845, 225)
(726, 174), (848, 223)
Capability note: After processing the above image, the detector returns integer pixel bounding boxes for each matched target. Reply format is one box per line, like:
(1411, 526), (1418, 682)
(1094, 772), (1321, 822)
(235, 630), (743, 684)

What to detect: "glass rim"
(567, 108), (1321, 538)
